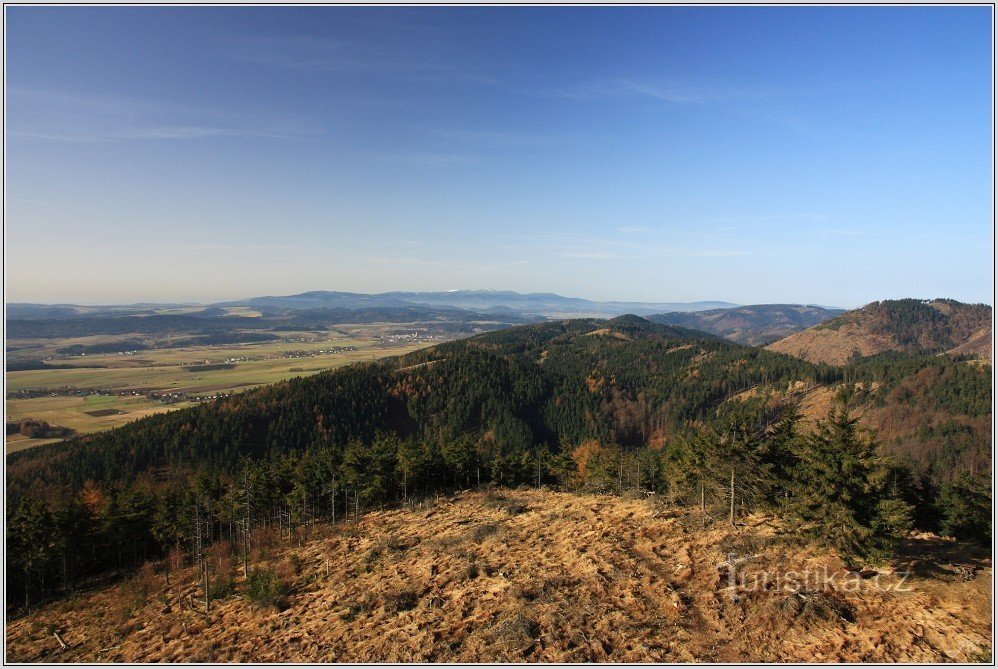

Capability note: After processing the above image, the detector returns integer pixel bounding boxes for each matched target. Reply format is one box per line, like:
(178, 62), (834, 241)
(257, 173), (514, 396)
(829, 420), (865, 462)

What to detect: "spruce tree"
(791, 406), (912, 561)
(937, 474), (992, 545)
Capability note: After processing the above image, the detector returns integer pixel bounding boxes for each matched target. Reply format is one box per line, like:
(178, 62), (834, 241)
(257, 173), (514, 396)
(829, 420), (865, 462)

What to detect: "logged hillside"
(648, 304), (843, 346)
(6, 489), (993, 663)
(766, 299), (992, 365)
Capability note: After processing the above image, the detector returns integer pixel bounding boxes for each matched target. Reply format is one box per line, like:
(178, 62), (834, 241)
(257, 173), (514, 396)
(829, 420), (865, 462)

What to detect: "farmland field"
(6, 329), (433, 452)
(6, 395), (199, 453)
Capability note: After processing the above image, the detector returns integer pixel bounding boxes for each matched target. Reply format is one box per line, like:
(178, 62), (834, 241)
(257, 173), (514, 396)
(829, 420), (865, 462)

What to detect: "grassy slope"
(6, 489), (991, 663)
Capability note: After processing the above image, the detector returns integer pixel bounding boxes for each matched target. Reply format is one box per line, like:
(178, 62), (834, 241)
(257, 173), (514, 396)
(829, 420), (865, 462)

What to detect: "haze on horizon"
(4, 6), (993, 308)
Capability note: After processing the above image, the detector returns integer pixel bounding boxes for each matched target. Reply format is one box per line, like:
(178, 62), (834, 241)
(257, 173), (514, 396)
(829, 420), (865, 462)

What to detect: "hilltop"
(648, 304), (843, 346)
(766, 299), (992, 365)
(5, 489), (991, 663)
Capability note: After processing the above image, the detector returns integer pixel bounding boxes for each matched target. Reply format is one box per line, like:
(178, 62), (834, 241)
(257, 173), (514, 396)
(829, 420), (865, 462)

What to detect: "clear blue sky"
(5, 6), (993, 307)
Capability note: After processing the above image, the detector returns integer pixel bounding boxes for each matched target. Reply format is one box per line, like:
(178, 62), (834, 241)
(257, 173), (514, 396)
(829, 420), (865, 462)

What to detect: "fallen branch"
(96, 644), (120, 661)
(52, 631), (68, 651)
(716, 553), (761, 571)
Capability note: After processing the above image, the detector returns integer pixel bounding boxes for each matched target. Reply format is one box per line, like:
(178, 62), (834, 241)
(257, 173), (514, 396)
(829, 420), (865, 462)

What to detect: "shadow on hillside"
(894, 535), (991, 580)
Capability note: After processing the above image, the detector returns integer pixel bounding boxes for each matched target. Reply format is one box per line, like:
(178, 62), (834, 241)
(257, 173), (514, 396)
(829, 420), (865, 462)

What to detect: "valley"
(6, 331), (433, 452)
(5, 293), (843, 453)
(4, 304), (541, 451)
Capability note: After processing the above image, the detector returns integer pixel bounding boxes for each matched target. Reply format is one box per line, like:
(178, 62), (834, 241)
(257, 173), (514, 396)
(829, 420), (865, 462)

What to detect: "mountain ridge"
(647, 304), (844, 346)
(766, 299), (992, 364)
(216, 290), (738, 318)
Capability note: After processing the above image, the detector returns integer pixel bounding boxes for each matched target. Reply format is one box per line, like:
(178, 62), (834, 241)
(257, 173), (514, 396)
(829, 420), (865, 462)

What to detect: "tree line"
(8, 403), (989, 613)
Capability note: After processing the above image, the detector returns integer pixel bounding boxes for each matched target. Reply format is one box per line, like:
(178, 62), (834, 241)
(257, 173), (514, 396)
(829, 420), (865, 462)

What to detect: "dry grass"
(766, 321), (893, 365)
(5, 489), (992, 663)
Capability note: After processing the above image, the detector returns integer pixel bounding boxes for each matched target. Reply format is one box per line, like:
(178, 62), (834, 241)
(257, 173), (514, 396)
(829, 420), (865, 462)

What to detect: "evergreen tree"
(937, 474), (992, 545)
(7, 497), (56, 609)
(790, 406), (913, 561)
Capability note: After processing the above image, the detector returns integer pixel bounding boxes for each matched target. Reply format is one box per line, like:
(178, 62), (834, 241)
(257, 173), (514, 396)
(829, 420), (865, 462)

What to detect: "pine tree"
(937, 474), (992, 545)
(7, 497), (56, 609)
(790, 406), (912, 561)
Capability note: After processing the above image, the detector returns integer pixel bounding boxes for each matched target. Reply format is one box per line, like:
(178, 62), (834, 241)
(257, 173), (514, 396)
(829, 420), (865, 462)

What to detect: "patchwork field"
(6, 395), (198, 453)
(6, 330), (432, 452)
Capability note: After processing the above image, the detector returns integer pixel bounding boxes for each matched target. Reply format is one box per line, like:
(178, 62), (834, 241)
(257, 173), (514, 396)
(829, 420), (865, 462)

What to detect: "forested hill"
(767, 299), (992, 364)
(9, 314), (988, 499)
(647, 304), (843, 346)
(9, 316), (828, 496)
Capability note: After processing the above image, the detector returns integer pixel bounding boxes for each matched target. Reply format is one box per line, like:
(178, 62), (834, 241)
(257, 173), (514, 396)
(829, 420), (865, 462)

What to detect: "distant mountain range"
(215, 290), (737, 318)
(646, 304), (845, 346)
(8, 290), (738, 323)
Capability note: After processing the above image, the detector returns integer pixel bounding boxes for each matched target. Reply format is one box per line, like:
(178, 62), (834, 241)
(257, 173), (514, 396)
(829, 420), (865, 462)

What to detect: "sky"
(4, 6), (994, 308)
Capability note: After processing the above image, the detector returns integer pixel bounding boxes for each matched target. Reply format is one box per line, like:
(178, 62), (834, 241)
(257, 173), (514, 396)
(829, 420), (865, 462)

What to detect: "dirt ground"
(766, 322), (893, 366)
(6, 489), (992, 663)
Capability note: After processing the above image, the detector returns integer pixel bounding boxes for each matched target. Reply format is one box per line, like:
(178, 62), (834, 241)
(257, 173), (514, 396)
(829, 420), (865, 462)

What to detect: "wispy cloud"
(559, 247), (746, 260)
(11, 197), (75, 209)
(354, 253), (529, 272)
(544, 79), (720, 105)
(365, 151), (480, 167)
(508, 231), (746, 261)
(9, 131), (106, 143)
(159, 243), (301, 254)
(809, 227), (887, 238)
(559, 249), (632, 260)
(117, 125), (304, 140)
(219, 33), (498, 85)
(7, 88), (319, 143)
(222, 34), (410, 73)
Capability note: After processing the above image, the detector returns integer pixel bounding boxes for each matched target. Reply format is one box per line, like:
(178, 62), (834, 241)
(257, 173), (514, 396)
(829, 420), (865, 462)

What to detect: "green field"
(6, 394), (198, 453)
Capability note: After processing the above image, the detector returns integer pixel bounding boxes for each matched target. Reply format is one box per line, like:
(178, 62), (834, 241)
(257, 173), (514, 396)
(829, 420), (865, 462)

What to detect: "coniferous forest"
(6, 316), (992, 611)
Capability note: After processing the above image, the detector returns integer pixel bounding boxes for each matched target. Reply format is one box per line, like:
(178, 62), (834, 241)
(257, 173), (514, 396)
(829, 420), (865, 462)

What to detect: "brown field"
(6, 489), (990, 663)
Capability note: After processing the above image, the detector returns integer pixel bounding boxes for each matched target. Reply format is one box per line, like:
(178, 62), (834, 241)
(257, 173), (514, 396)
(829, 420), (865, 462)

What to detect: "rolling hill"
(5, 307), (544, 339)
(766, 299), (992, 365)
(9, 312), (989, 500)
(647, 304), (844, 346)
(8, 290), (738, 336)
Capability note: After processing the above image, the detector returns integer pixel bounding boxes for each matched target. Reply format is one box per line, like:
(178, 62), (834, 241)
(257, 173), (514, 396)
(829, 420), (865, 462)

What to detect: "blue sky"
(5, 6), (993, 307)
